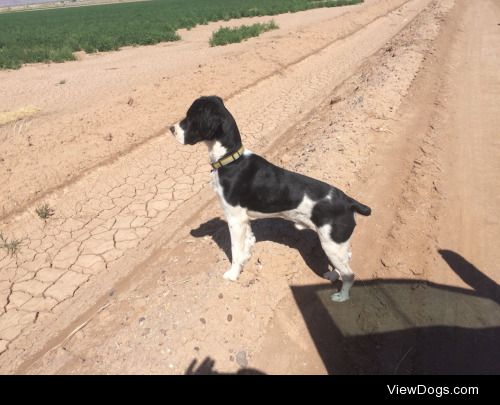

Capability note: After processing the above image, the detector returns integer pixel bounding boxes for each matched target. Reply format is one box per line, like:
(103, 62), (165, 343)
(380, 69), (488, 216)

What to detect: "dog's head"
(169, 96), (240, 147)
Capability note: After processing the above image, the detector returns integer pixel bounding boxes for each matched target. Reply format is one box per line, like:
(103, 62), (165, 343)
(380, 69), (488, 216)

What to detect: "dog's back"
(216, 152), (370, 243)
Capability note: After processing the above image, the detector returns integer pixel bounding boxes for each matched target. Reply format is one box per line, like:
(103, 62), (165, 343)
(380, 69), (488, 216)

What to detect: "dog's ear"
(200, 108), (222, 140)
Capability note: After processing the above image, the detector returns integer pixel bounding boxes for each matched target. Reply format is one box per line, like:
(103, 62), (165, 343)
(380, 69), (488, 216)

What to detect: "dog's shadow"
(190, 217), (333, 280)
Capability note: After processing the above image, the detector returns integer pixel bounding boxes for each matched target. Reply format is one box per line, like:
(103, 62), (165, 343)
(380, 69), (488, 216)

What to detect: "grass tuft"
(0, 106), (39, 126)
(209, 20), (279, 47)
(0, 232), (23, 257)
(35, 203), (55, 220)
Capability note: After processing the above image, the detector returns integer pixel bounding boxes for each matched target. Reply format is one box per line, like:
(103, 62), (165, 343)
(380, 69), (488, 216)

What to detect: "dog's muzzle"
(169, 123), (185, 144)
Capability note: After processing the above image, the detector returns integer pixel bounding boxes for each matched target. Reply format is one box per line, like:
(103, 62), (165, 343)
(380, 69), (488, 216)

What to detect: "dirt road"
(0, 0), (498, 374)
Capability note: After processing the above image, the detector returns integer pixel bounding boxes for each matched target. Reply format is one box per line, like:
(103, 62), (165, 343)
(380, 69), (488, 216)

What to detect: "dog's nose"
(169, 126), (175, 134)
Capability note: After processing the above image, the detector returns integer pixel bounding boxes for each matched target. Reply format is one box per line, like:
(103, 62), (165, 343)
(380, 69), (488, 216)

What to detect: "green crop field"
(0, 0), (363, 70)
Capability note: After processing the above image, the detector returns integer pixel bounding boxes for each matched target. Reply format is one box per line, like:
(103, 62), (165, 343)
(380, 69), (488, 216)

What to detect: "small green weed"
(0, 232), (23, 257)
(35, 203), (55, 220)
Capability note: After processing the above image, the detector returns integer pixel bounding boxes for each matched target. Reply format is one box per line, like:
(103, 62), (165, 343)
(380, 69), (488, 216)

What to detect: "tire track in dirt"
(0, 0), (444, 373)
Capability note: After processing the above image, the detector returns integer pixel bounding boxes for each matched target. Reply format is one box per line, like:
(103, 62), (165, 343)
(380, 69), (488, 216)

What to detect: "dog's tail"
(350, 198), (371, 216)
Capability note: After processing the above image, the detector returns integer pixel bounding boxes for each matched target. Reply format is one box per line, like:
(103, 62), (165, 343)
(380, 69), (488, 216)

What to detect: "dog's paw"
(223, 269), (240, 281)
(331, 292), (350, 302)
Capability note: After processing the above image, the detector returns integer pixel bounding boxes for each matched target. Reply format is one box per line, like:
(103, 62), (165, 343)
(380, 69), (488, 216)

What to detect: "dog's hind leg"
(223, 208), (253, 281)
(318, 225), (354, 302)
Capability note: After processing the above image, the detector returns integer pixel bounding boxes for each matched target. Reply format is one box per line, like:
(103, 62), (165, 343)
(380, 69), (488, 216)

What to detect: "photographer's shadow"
(292, 250), (500, 374)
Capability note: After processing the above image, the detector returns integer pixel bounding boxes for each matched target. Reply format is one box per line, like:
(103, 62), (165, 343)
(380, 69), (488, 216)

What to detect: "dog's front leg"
(223, 214), (252, 281)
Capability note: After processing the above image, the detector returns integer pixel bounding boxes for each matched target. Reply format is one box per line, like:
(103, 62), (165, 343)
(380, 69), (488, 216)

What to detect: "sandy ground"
(0, 0), (499, 374)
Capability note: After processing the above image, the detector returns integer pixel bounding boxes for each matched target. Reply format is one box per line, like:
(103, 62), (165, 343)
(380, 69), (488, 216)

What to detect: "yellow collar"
(211, 145), (245, 170)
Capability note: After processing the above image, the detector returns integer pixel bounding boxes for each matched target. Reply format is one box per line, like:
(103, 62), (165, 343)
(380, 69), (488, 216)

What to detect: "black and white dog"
(169, 96), (371, 301)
